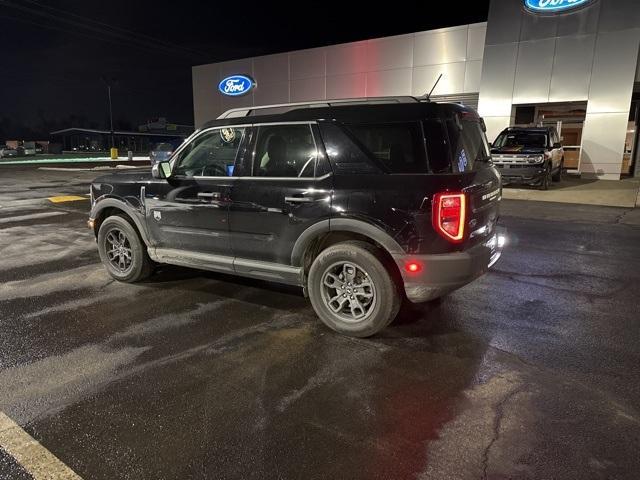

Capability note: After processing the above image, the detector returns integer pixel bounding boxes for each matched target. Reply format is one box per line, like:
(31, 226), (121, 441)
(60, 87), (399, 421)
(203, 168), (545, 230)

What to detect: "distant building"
(138, 117), (194, 136)
(50, 127), (191, 153)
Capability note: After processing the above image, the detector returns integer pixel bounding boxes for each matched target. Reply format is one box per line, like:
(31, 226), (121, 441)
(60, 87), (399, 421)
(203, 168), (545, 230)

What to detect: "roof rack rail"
(217, 96), (423, 119)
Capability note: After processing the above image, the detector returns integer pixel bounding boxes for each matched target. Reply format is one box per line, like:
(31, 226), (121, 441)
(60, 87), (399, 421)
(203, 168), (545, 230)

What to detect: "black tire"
(307, 241), (401, 337)
(97, 215), (153, 282)
(552, 158), (563, 182)
(539, 164), (551, 190)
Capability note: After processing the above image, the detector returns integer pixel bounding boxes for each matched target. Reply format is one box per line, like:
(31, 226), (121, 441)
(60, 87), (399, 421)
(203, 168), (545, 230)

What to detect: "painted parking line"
(0, 411), (82, 479)
(47, 196), (88, 203)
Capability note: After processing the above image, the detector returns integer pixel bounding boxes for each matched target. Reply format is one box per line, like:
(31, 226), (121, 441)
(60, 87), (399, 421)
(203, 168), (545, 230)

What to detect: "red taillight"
(432, 192), (466, 243)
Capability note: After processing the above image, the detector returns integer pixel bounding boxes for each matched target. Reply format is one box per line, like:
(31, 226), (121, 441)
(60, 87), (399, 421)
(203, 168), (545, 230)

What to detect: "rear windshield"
(494, 131), (547, 149)
(445, 117), (491, 173)
(425, 115), (491, 173)
(345, 122), (428, 174)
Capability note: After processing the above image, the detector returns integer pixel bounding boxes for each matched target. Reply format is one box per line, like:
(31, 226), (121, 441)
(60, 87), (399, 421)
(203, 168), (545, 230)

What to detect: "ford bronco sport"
(88, 97), (504, 337)
(491, 126), (564, 190)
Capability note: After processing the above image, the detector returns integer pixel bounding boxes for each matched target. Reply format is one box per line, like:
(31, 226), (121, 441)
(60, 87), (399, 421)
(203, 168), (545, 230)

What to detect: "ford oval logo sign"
(524, 0), (592, 13)
(218, 75), (255, 96)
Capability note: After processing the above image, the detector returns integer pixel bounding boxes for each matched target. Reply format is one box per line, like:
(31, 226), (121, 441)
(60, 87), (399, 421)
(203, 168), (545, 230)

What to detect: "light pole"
(101, 76), (116, 150)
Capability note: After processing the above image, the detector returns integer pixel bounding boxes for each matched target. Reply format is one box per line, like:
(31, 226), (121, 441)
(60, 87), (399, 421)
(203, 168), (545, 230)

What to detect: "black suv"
(491, 126), (564, 190)
(88, 98), (504, 337)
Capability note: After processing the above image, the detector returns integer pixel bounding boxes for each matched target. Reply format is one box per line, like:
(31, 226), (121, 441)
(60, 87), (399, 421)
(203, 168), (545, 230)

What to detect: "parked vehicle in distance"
(22, 141), (36, 156)
(88, 97), (505, 337)
(491, 126), (564, 190)
(149, 142), (175, 164)
(0, 146), (18, 158)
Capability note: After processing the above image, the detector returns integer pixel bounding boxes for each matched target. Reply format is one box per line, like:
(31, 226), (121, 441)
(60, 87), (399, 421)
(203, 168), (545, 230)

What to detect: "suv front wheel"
(97, 215), (154, 283)
(308, 241), (401, 337)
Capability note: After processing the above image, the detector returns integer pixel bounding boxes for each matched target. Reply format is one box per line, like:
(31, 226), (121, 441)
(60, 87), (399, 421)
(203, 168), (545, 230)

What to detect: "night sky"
(1, 0), (490, 139)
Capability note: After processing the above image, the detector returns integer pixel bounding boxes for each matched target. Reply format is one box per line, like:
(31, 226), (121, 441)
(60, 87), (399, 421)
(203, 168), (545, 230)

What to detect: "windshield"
(494, 131), (547, 149)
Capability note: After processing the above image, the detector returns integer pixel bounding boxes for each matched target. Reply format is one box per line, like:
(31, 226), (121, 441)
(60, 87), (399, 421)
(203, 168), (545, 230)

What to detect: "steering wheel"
(200, 164), (227, 177)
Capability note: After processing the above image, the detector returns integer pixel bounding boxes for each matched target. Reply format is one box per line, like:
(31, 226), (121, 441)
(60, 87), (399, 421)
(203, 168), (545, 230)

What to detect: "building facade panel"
(290, 47), (325, 80)
(326, 41), (368, 76)
(512, 38), (555, 104)
(253, 53), (289, 85)
(412, 62), (466, 97)
(365, 34), (414, 72)
(549, 34), (596, 102)
(413, 27), (468, 66)
(586, 28), (640, 114)
(366, 68), (413, 97)
(290, 76), (325, 102)
(464, 60), (483, 93)
(326, 73), (367, 99)
(467, 25), (487, 61)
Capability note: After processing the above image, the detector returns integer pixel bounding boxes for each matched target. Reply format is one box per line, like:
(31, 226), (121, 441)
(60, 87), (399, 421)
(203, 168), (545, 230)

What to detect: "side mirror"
(488, 142), (493, 148)
(152, 161), (172, 179)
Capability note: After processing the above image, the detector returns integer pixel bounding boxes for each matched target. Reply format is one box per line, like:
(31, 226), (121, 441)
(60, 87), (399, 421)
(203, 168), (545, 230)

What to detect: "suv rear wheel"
(308, 241), (400, 337)
(97, 215), (153, 283)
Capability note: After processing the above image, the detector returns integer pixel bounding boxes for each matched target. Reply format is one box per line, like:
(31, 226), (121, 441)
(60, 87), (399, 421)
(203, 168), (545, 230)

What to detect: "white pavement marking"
(0, 211), (67, 224)
(0, 411), (82, 479)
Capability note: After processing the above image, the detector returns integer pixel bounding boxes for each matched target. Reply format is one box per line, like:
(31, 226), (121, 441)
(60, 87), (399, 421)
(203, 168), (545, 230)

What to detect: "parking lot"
(1, 165), (639, 479)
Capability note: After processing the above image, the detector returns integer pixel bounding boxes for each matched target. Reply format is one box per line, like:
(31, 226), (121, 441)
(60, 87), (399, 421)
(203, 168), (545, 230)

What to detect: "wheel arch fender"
(290, 218), (404, 268)
(91, 198), (151, 246)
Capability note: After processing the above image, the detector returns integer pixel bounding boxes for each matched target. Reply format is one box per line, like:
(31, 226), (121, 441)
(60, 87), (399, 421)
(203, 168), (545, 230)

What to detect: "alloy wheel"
(104, 228), (133, 273)
(320, 261), (377, 323)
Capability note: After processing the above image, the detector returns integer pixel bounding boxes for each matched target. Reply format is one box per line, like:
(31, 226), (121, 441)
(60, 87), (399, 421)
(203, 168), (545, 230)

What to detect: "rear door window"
(345, 122), (427, 174)
(252, 124), (317, 178)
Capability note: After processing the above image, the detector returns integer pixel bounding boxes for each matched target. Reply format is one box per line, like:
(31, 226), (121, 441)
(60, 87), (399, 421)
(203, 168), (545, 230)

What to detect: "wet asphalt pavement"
(0, 165), (639, 479)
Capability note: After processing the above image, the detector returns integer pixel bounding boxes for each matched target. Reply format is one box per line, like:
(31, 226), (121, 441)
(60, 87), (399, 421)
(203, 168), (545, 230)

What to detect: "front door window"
(174, 127), (246, 177)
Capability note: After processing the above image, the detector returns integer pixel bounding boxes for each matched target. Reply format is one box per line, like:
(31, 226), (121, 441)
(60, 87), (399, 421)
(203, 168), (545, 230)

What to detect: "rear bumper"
(392, 228), (506, 303)
(495, 164), (546, 185)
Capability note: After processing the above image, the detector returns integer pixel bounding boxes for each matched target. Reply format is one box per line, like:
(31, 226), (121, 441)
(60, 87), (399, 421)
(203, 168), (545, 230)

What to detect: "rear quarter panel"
(331, 166), (501, 255)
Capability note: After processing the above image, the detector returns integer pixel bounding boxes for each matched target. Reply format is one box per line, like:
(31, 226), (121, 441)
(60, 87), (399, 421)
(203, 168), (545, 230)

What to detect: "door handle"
(198, 192), (221, 200)
(284, 196), (314, 203)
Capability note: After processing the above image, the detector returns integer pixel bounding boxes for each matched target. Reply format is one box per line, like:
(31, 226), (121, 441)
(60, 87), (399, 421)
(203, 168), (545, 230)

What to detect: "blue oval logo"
(218, 75), (254, 96)
(524, 0), (591, 13)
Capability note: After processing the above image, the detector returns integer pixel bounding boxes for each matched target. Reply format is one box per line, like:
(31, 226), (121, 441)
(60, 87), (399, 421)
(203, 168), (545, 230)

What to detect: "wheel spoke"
(349, 297), (365, 318)
(354, 291), (374, 299)
(342, 263), (356, 283)
(106, 232), (118, 246)
(323, 273), (341, 288)
(328, 294), (348, 313)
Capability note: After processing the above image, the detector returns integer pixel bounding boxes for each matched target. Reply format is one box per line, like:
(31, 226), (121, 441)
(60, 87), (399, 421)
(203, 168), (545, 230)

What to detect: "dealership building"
(192, 0), (640, 179)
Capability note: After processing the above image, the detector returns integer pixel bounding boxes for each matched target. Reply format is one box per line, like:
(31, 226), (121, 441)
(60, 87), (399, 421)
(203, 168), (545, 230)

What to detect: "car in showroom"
(87, 97), (505, 337)
(491, 126), (564, 190)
